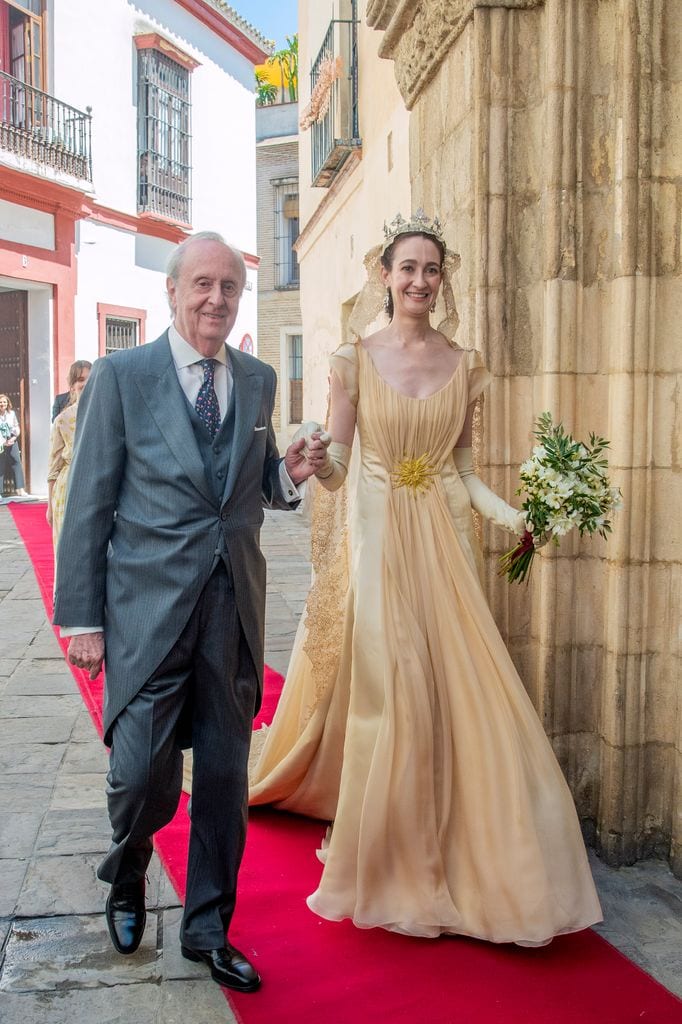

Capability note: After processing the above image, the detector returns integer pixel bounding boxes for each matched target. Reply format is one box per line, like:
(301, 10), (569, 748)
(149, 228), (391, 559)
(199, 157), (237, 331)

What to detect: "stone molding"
(367, 0), (545, 109)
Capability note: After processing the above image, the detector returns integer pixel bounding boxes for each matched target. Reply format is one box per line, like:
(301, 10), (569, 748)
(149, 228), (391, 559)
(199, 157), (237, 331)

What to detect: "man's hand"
(67, 632), (105, 680)
(46, 505), (53, 526)
(284, 432), (331, 485)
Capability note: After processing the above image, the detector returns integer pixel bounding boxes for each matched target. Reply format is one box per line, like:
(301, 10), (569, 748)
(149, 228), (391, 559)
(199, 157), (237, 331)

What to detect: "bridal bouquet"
(499, 412), (622, 584)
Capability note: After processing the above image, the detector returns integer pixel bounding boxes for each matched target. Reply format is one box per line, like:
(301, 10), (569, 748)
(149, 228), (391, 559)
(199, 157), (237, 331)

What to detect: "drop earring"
(383, 289), (391, 311)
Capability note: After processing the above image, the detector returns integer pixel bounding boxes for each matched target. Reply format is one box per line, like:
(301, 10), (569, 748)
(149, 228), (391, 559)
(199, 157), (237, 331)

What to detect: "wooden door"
(0, 290), (29, 491)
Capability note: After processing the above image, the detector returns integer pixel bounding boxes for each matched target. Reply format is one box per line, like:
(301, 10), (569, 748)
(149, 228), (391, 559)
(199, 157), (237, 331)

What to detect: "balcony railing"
(0, 70), (93, 182)
(310, 17), (360, 187)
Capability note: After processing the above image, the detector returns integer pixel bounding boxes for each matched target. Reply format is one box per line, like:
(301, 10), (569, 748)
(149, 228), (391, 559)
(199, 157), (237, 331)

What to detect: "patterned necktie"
(194, 358), (221, 438)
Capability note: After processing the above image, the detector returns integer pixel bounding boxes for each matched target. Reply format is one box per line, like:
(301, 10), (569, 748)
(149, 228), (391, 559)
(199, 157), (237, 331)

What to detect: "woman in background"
(0, 394), (27, 497)
(46, 362), (91, 556)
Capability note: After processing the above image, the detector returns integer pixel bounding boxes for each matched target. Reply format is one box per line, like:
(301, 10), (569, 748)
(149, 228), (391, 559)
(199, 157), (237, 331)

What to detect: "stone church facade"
(296, 0), (679, 875)
(366, 0), (680, 875)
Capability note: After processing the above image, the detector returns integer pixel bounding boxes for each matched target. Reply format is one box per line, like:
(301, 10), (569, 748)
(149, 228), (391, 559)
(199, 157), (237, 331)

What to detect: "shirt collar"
(168, 323), (229, 370)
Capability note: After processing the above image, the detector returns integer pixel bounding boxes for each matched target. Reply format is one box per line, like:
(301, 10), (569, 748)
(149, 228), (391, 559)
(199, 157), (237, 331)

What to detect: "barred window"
(273, 179), (299, 289)
(288, 334), (303, 424)
(137, 48), (191, 223)
(105, 317), (138, 355)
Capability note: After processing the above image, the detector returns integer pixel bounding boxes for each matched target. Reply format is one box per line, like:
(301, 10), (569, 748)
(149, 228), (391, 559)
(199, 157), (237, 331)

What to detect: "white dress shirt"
(168, 323), (232, 418)
(61, 324), (299, 636)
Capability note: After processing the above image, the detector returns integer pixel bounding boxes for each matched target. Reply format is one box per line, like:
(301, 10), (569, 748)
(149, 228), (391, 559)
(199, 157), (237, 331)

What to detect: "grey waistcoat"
(185, 391), (237, 572)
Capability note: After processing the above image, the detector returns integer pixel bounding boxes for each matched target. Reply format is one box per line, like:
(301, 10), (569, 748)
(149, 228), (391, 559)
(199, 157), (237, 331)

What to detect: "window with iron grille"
(137, 48), (191, 224)
(105, 317), (138, 355)
(1, 0), (45, 134)
(288, 334), (303, 423)
(309, 0), (360, 188)
(273, 179), (299, 289)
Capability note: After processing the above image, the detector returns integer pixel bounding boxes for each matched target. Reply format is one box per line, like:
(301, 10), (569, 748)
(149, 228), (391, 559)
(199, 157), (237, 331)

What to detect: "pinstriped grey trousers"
(97, 561), (259, 949)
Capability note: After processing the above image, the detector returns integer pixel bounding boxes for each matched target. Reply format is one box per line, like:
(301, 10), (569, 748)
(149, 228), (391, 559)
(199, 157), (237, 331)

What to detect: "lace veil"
(346, 210), (461, 344)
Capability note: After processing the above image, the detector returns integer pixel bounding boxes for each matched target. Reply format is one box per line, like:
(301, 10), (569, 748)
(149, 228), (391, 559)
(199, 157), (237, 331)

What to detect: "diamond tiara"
(382, 208), (445, 251)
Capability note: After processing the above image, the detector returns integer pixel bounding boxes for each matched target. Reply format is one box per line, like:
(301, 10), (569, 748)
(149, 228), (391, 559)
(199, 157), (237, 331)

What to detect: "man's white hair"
(166, 231), (247, 289)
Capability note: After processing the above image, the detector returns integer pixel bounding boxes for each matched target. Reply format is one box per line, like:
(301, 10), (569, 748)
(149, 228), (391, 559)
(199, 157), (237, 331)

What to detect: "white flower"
(553, 479), (575, 499)
(610, 488), (623, 511)
(549, 516), (574, 537)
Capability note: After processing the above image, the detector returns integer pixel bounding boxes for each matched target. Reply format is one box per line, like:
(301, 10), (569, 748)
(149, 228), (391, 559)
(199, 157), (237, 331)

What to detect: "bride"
(249, 211), (602, 944)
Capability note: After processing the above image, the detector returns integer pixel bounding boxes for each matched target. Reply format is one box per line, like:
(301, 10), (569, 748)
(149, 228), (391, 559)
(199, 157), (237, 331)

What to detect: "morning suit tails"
(97, 392), (259, 947)
(54, 333), (297, 949)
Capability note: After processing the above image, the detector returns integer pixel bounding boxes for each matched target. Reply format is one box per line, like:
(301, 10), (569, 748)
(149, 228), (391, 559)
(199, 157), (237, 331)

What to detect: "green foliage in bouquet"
(499, 412), (622, 584)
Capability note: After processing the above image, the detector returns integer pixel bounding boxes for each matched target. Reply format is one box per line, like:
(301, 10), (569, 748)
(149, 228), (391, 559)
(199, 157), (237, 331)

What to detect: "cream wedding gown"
(250, 341), (602, 943)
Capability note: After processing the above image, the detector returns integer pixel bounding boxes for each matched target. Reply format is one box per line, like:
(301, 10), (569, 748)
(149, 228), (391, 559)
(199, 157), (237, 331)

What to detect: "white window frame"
(279, 325), (304, 434)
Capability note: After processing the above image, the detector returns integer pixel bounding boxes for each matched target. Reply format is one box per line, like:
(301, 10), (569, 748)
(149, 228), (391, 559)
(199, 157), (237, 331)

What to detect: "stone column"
(369, 0), (681, 874)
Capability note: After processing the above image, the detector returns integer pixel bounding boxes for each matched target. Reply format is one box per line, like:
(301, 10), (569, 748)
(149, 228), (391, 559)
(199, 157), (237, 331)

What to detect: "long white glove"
(453, 447), (526, 538)
(315, 441), (352, 492)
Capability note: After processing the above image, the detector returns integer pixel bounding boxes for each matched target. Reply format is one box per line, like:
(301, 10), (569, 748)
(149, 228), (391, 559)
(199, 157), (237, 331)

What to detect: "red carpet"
(9, 501), (681, 1024)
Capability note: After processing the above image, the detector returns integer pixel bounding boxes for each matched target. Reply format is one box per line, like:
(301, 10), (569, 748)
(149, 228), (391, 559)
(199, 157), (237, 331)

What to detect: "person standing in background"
(52, 361), (92, 421)
(47, 362), (92, 558)
(0, 393), (27, 498)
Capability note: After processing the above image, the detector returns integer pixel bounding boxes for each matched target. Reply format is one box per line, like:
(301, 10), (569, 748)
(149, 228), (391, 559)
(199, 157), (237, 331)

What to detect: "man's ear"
(166, 277), (176, 310)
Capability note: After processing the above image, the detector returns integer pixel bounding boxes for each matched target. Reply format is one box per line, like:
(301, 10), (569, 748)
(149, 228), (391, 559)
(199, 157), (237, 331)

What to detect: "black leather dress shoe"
(105, 879), (146, 954)
(181, 943), (261, 992)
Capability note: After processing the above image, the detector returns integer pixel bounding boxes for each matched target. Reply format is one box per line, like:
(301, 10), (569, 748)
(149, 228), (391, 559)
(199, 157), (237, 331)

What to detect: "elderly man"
(53, 232), (327, 992)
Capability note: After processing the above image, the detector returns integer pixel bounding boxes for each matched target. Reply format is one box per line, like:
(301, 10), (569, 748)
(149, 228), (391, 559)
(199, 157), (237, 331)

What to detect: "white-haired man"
(54, 232), (327, 991)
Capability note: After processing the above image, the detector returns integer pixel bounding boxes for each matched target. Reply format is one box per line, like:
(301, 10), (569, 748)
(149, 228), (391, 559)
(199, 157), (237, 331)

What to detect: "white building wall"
(16, 0), (264, 492)
(51, 0), (261, 359)
(27, 286), (53, 494)
(50, 0), (259, 253)
(73, 221), (174, 360)
(0, 200), (55, 250)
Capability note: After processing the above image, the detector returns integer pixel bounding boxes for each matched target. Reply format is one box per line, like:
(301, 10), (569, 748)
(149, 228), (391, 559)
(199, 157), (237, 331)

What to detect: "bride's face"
(382, 236), (442, 319)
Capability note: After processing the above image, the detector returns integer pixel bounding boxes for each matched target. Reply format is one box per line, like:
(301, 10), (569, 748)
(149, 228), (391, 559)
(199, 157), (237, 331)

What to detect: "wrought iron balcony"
(0, 70), (92, 183)
(310, 17), (361, 187)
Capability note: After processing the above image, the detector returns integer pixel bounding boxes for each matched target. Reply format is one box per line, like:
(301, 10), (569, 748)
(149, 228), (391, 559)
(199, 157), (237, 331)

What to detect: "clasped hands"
(284, 421), (332, 485)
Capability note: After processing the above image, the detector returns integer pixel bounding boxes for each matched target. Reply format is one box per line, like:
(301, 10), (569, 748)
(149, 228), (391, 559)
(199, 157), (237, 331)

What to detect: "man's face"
(167, 240), (244, 357)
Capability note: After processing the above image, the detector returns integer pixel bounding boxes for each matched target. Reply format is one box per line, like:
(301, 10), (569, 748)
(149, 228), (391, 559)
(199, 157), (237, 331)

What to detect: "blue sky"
(230, 1), (298, 51)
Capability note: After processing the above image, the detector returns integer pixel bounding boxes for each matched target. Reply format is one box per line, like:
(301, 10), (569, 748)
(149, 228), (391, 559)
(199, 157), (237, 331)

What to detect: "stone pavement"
(0, 504), (680, 1023)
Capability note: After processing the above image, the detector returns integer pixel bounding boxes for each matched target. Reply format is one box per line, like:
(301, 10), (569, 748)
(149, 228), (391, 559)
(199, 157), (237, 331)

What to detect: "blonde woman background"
(46, 361), (91, 553)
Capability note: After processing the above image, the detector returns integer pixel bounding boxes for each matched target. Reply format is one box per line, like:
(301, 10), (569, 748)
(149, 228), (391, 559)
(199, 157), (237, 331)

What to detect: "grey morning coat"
(53, 332), (297, 745)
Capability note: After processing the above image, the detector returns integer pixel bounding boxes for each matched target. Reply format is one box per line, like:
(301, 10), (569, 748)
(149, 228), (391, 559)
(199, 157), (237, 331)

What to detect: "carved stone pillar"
(369, 0), (681, 874)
